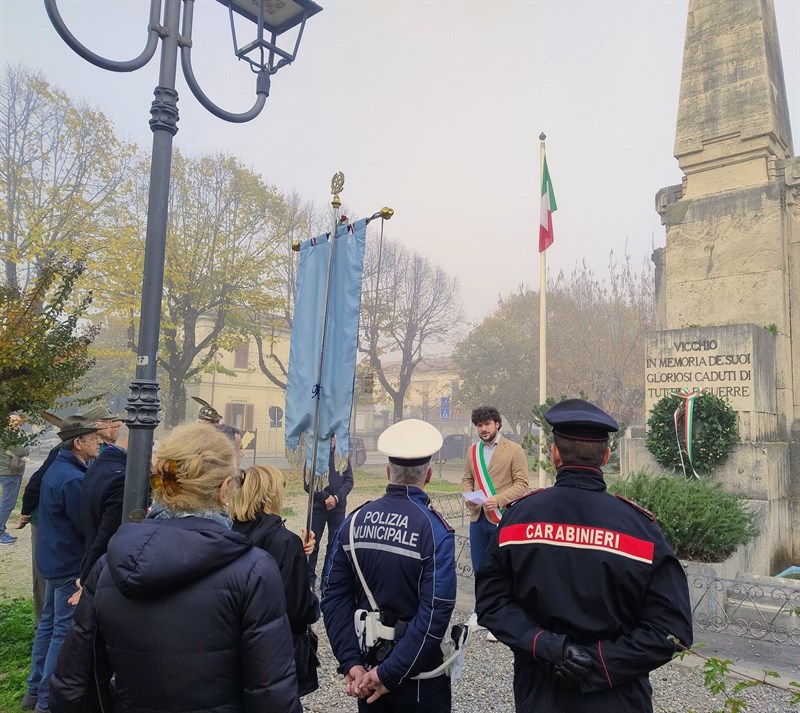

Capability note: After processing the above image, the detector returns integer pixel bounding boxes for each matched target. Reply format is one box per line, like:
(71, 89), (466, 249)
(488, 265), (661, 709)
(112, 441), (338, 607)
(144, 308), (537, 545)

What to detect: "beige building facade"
(185, 329), (472, 458)
(185, 319), (290, 458)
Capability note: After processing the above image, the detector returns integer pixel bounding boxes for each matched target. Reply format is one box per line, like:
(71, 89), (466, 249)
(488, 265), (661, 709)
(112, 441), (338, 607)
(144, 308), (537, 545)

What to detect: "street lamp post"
(44, 0), (321, 523)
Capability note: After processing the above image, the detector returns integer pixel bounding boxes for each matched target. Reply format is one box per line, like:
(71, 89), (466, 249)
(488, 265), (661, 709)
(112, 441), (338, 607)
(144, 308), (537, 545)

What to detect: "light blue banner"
(285, 217), (367, 476)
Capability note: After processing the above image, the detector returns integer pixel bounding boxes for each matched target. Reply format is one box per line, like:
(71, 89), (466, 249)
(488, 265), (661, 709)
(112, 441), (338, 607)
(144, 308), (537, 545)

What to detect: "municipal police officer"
(321, 419), (456, 712)
(475, 399), (693, 713)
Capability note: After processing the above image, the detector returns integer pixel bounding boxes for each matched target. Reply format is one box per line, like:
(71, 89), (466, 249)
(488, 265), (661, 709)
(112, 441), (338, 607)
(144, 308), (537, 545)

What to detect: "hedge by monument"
(609, 471), (758, 562)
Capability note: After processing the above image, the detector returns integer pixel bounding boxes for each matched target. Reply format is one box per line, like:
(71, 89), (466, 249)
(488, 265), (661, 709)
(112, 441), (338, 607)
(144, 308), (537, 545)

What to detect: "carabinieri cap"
(377, 419), (444, 467)
(544, 399), (618, 442)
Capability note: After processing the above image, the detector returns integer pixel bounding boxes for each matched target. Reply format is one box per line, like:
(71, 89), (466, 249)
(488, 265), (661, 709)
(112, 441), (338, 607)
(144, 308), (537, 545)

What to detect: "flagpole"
(304, 171), (344, 544)
(538, 133), (548, 490)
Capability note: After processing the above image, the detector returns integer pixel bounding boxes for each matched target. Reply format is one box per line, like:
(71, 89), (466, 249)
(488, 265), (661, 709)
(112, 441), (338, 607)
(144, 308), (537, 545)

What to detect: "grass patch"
(0, 598), (34, 713)
(283, 467), (462, 498)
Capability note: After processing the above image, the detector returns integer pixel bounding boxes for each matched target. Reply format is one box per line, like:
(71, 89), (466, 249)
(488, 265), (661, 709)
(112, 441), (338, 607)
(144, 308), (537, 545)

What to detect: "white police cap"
(377, 419), (444, 467)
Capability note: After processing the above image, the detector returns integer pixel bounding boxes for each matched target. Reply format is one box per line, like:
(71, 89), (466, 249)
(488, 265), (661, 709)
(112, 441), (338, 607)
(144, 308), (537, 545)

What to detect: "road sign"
(440, 407), (450, 420)
(268, 405), (283, 428)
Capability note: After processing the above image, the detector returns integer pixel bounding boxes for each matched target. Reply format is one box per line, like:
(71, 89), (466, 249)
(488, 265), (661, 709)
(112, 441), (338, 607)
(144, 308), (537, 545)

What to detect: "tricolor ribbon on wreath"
(470, 442), (504, 523)
(673, 387), (709, 479)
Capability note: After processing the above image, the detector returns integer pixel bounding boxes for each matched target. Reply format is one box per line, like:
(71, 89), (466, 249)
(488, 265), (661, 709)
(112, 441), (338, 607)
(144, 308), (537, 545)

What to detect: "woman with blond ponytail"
(230, 464), (320, 695)
(49, 423), (301, 713)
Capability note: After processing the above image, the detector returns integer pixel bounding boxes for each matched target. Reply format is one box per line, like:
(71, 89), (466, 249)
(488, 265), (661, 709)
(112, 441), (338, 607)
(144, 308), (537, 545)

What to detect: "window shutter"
(245, 404), (254, 431)
(234, 343), (249, 369)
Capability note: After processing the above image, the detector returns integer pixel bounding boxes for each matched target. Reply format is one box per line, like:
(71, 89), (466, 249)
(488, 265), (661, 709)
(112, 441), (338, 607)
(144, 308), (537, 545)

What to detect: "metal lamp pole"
(43, 0), (321, 523)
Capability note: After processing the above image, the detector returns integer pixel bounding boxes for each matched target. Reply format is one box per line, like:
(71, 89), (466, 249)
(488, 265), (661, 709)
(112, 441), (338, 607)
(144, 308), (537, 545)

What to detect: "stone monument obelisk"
(624, 0), (799, 575)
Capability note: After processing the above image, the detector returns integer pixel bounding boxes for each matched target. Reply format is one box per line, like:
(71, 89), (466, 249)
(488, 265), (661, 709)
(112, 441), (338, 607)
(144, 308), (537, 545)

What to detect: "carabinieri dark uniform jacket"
(475, 465), (693, 713)
(321, 484), (456, 692)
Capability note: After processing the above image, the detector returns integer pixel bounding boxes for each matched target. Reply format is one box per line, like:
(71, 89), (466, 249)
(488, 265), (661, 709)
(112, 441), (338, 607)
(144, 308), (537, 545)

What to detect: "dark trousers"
(469, 510), (498, 573)
(357, 675), (450, 713)
(309, 507), (345, 587)
(31, 524), (45, 627)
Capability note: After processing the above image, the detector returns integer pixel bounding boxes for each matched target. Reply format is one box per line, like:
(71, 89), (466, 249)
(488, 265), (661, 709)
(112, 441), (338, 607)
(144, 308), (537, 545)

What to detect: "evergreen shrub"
(608, 471), (758, 562)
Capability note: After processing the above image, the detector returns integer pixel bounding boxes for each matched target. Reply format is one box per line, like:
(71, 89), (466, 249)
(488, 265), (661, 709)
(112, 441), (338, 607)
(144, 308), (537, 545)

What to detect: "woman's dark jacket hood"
(107, 517), (254, 599)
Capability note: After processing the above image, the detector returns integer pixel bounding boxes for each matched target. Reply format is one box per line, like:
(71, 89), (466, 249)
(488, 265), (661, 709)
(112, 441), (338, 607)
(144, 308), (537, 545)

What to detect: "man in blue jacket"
(307, 435), (354, 590)
(22, 415), (101, 713)
(321, 419), (456, 712)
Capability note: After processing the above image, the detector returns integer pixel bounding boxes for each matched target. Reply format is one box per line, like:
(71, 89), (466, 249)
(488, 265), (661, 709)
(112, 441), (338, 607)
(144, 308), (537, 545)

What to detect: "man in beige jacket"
(461, 406), (528, 641)
(462, 406), (529, 637)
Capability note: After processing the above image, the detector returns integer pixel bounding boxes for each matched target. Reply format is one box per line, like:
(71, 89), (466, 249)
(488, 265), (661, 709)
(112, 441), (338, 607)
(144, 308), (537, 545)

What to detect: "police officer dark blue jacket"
(475, 400), (693, 713)
(321, 419), (456, 712)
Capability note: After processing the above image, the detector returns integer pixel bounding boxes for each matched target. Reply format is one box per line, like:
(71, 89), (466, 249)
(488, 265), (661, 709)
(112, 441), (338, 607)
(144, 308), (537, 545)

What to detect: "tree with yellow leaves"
(1, 64), (136, 290)
(0, 257), (97, 445)
(97, 151), (293, 427)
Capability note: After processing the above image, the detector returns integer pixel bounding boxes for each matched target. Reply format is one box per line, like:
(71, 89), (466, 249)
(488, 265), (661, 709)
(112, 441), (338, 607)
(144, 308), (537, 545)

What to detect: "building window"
(225, 403), (254, 431)
(234, 342), (249, 369)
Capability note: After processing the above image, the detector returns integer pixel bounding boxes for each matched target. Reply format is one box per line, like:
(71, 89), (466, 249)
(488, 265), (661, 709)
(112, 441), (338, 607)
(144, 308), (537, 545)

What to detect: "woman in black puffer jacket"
(49, 423), (301, 713)
(230, 464), (320, 695)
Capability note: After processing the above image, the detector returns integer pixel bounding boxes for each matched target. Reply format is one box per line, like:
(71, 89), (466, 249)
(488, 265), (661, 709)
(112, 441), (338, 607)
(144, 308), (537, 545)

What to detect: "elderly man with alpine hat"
(321, 419), (457, 712)
(82, 403), (123, 453)
(475, 399), (693, 713)
(22, 415), (102, 713)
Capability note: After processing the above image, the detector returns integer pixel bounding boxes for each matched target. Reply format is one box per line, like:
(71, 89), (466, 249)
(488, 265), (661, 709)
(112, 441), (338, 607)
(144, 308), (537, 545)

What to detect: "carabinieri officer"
(321, 419), (456, 712)
(475, 399), (693, 713)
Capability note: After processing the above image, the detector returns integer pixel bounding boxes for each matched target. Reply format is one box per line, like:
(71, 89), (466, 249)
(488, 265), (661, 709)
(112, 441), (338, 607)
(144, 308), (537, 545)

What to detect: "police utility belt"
(349, 513), (470, 682)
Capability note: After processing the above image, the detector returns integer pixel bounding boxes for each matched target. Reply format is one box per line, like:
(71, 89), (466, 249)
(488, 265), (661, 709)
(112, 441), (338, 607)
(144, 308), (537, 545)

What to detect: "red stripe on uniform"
(499, 521), (654, 564)
(598, 640), (613, 687)
(532, 630), (543, 661)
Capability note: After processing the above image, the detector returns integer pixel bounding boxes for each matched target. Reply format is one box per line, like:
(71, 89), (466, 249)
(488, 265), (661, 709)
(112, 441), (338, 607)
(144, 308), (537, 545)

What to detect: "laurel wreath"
(645, 391), (739, 477)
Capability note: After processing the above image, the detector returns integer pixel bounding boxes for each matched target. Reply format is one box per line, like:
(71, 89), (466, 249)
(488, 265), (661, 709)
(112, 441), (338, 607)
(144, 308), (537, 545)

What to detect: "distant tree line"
(2, 63), (654, 444)
(0, 64), (465, 438)
(454, 253), (654, 431)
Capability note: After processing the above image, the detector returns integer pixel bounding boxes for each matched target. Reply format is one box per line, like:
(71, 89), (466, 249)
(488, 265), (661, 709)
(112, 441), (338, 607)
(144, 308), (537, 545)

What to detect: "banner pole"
(304, 171), (344, 545)
(538, 136), (548, 490)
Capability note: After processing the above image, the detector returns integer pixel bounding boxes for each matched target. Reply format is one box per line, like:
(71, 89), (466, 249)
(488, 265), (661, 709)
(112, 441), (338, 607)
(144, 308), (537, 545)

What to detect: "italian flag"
(539, 156), (557, 252)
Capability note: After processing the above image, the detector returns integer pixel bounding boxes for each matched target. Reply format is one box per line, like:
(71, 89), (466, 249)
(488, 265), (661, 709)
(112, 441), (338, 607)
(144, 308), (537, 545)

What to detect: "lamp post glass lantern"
(43, 0), (320, 524)
(219, 0), (322, 75)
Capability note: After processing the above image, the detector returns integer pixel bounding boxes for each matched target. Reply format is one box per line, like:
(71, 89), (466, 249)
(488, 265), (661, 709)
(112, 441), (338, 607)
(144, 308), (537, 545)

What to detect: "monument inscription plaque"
(645, 325), (777, 441)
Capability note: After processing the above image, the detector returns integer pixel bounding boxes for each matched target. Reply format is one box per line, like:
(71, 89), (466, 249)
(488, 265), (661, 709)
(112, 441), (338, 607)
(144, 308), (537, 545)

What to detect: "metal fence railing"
(428, 492), (468, 526)
(687, 571), (800, 647)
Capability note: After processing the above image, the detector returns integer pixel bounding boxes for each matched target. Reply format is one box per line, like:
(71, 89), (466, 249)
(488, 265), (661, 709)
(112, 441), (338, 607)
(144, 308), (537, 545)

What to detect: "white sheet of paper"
(462, 490), (487, 506)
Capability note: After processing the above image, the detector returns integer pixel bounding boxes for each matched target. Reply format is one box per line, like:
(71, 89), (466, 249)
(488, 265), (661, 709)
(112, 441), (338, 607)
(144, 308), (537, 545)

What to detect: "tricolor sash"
(470, 442), (504, 524)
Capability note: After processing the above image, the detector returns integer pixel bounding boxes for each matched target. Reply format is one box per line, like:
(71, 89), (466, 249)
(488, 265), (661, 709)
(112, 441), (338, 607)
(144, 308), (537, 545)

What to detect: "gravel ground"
(287, 494), (799, 713)
(302, 617), (799, 713)
(2, 479), (798, 712)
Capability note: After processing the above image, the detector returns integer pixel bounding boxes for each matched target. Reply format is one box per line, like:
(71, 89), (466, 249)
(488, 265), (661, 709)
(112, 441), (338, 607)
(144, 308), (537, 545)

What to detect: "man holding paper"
(461, 406), (529, 573)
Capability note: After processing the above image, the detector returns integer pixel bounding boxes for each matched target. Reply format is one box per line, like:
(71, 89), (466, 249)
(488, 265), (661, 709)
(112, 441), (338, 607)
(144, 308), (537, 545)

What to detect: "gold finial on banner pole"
(331, 171), (345, 209)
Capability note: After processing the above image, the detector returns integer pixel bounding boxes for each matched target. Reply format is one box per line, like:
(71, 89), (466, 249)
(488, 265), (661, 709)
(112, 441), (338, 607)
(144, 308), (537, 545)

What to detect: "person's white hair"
(388, 461), (429, 486)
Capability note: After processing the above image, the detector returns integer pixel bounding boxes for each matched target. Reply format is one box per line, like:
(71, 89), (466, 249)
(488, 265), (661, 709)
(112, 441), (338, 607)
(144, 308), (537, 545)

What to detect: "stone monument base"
(620, 434), (791, 576)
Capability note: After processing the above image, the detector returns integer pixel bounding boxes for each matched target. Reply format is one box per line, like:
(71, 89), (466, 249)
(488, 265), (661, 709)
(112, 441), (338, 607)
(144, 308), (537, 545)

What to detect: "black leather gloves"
(532, 632), (592, 687)
(554, 642), (592, 686)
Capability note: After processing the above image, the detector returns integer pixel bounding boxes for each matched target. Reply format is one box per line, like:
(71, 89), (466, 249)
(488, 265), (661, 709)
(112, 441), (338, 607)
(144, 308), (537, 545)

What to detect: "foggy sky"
(2, 0), (799, 324)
